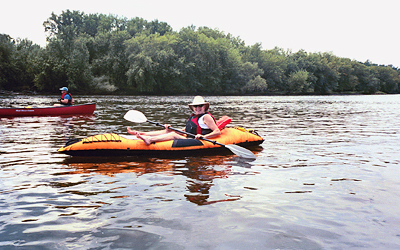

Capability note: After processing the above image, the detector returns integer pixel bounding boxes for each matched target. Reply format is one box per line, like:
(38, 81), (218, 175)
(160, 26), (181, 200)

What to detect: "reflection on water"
(1, 95), (400, 249)
(62, 156), (242, 206)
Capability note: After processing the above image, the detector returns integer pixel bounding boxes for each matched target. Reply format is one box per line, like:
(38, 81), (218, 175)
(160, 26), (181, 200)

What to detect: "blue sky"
(2, 0), (399, 67)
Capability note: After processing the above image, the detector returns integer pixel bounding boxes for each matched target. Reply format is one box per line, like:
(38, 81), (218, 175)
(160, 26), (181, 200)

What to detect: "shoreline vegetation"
(1, 10), (399, 96)
(1, 89), (392, 97)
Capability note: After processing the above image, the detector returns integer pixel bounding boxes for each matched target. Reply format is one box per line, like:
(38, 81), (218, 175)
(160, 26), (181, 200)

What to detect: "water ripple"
(1, 95), (400, 249)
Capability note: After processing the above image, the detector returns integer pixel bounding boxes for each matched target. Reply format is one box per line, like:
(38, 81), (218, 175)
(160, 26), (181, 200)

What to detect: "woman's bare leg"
(127, 127), (169, 136)
(136, 132), (186, 145)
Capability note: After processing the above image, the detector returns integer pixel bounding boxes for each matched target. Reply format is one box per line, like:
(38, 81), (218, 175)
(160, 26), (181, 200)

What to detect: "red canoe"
(0, 103), (96, 117)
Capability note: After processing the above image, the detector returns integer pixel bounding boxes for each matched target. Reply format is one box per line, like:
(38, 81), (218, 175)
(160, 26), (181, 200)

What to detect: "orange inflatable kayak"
(58, 127), (264, 157)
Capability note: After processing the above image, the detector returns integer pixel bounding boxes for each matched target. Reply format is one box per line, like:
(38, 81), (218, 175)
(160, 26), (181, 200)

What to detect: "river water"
(1, 95), (400, 249)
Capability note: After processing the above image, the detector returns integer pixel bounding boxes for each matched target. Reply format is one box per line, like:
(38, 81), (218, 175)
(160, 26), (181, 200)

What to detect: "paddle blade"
(124, 110), (147, 123)
(225, 144), (256, 159)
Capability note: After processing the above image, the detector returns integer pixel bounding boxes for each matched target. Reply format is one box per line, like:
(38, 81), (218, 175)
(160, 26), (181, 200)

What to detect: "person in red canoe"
(54, 87), (73, 106)
(127, 96), (221, 145)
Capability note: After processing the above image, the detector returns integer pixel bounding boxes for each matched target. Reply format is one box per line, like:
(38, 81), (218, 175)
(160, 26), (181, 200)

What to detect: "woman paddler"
(127, 96), (221, 145)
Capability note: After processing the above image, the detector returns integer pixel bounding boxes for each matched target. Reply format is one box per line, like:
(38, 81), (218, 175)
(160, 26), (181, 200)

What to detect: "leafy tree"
(34, 46), (68, 92)
(90, 31), (112, 74)
(230, 62), (263, 93)
(261, 49), (288, 92)
(221, 55), (257, 94)
(242, 45), (287, 92)
(106, 31), (131, 90)
(177, 27), (251, 94)
(64, 37), (93, 92)
(82, 13), (102, 37)
(286, 49), (309, 73)
(242, 75), (268, 93)
(0, 35), (42, 91)
(353, 63), (379, 94)
(175, 27), (229, 93)
(0, 34), (16, 90)
(334, 58), (359, 92)
(126, 17), (148, 36)
(35, 34), (92, 93)
(371, 66), (399, 93)
(287, 69), (311, 94)
(13, 39), (42, 91)
(44, 10), (85, 48)
(145, 19), (173, 36)
(301, 52), (339, 94)
(89, 30), (128, 91)
(285, 49), (316, 93)
(125, 33), (182, 93)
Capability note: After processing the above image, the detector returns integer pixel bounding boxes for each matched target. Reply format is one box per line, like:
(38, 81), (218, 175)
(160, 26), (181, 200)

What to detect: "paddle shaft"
(146, 120), (225, 147)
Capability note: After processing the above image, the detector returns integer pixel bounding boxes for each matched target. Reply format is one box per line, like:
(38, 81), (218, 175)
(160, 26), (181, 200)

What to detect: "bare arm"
(195, 114), (221, 139)
(60, 99), (69, 104)
(127, 124), (184, 136)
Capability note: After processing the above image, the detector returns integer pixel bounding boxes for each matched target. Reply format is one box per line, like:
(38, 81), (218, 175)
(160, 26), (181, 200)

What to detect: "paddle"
(124, 110), (256, 159)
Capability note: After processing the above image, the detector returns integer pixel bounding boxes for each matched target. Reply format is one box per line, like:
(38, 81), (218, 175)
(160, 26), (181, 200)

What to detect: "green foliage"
(65, 38), (93, 91)
(334, 58), (358, 92)
(33, 45), (67, 92)
(0, 34), (16, 90)
(371, 66), (399, 93)
(287, 69), (311, 93)
(125, 33), (181, 93)
(0, 35), (41, 91)
(176, 27), (239, 93)
(242, 75), (268, 93)
(310, 53), (339, 94)
(1, 10), (399, 95)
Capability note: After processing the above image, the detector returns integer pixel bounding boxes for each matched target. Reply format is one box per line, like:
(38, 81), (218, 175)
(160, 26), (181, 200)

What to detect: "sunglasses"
(193, 104), (204, 108)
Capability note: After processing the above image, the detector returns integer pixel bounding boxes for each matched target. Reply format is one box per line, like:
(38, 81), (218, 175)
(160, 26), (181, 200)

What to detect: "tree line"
(1, 10), (399, 95)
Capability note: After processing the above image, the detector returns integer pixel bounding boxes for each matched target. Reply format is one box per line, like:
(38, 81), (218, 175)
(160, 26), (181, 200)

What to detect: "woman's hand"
(195, 134), (203, 140)
(164, 124), (171, 131)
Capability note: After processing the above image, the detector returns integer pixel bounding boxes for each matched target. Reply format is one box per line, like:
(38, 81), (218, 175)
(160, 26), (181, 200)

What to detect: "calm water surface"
(1, 95), (400, 249)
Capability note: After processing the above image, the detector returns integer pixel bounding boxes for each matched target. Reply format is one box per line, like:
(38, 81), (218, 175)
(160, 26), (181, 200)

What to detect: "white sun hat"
(188, 96), (210, 111)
